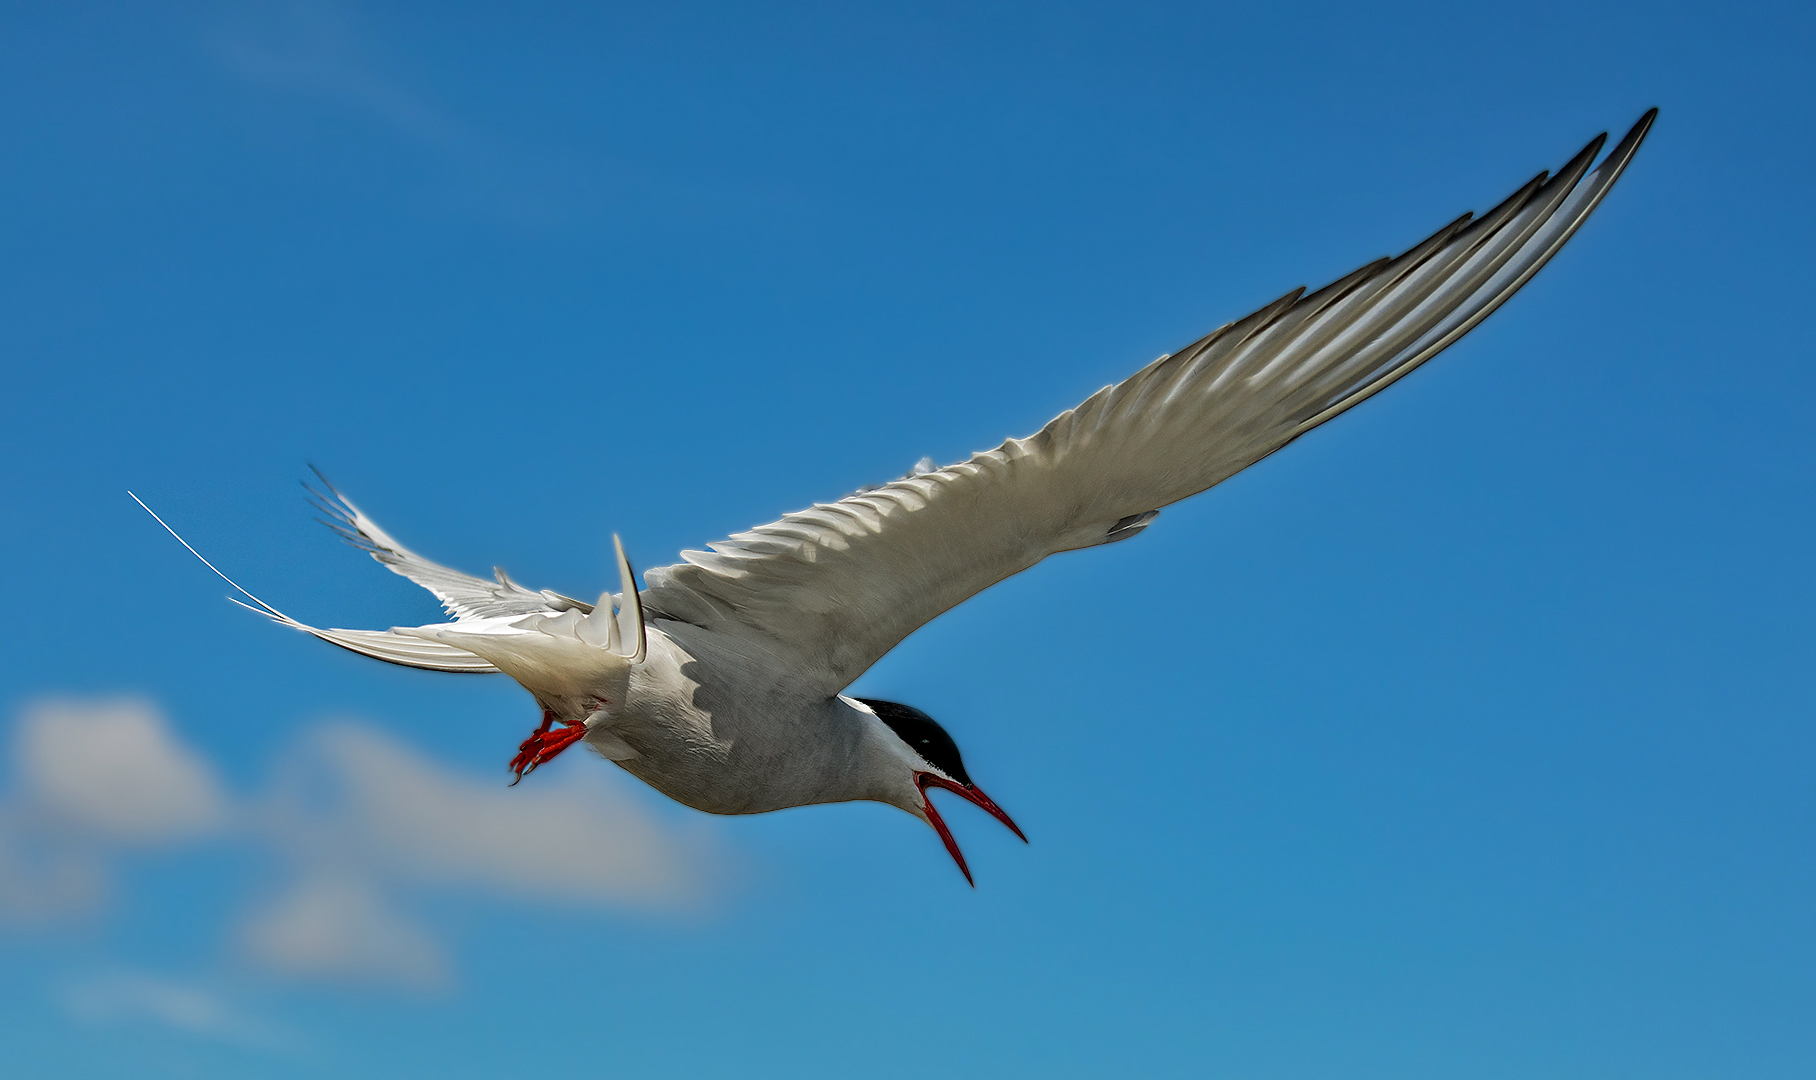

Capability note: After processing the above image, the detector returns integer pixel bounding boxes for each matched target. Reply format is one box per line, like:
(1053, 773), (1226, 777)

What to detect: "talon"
(506, 714), (588, 785)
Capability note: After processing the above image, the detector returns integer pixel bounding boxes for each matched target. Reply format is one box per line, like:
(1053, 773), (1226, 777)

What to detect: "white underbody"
(413, 615), (925, 818)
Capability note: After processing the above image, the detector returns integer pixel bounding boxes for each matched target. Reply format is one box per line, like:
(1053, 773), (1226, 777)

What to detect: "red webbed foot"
(509, 713), (588, 785)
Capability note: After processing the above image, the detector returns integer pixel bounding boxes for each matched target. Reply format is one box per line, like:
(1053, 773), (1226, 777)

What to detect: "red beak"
(917, 772), (1027, 886)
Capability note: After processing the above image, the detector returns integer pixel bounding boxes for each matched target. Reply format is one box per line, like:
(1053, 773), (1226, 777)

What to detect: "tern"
(137, 111), (1655, 883)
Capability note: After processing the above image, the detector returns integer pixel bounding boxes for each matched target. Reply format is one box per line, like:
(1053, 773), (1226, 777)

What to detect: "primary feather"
(640, 111), (1656, 698)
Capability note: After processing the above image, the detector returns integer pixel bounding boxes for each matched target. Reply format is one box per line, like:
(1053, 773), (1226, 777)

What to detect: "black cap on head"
(856, 699), (972, 786)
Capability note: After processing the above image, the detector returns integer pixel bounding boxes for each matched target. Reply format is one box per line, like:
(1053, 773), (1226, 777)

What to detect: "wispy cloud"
(203, 0), (599, 226)
(0, 697), (719, 996)
(208, 0), (464, 152)
(266, 723), (703, 904)
(238, 873), (451, 990)
(60, 969), (297, 1051)
(241, 722), (709, 988)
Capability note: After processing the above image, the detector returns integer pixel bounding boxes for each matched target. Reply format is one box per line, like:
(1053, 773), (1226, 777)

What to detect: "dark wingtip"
(1626, 108), (1660, 146)
(304, 463), (344, 501)
(1602, 109), (1658, 163)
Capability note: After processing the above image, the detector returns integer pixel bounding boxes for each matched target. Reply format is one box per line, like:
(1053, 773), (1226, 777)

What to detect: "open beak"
(917, 772), (1027, 886)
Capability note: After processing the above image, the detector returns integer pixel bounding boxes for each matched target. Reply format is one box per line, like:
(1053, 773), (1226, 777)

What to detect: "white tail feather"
(133, 491), (501, 675)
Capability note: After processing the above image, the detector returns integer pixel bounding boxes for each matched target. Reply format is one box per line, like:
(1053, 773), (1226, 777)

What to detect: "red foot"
(509, 712), (587, 785)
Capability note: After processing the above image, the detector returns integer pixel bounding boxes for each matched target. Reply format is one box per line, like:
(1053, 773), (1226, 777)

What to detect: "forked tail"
(128, 491), (501, 673)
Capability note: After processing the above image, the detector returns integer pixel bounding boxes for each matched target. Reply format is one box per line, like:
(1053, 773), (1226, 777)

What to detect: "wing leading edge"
(641, 111), (1658, 698)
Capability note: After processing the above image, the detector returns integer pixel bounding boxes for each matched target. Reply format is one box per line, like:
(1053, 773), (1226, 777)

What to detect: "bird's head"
(852, 697), (1026, 885)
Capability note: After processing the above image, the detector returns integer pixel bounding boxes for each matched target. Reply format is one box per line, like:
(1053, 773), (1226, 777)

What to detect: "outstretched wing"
(308, 471), (595, 621)
(642, 111), (1656, 698)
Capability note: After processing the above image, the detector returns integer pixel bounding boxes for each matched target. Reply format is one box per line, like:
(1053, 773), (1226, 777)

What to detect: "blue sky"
(1, 1), (1811, 1076)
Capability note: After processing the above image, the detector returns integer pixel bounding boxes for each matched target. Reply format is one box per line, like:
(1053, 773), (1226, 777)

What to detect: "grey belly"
(596, 701), (857, 817)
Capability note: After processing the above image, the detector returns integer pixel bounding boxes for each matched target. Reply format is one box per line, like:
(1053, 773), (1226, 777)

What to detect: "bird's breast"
(595, 625), (878, 816)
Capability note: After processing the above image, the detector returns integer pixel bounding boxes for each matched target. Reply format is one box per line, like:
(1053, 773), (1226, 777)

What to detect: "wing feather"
(642, 112), (1657, 697)
(307, 471), (594, 621)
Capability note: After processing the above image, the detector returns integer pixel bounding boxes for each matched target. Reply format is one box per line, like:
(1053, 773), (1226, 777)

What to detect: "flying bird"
(136, 111), (1655, 883)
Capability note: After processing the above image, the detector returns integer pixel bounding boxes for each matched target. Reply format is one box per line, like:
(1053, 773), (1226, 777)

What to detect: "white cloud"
(237, 874), (450, 990)
(0, 697), (718, 991)
(14, 698), (226, 842)
(235, 723), (711, 988)
(0, 698), (225, 920)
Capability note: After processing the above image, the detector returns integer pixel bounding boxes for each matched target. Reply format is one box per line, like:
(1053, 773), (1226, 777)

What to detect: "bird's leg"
(530, 722), (587, 771)
(509, 709), (557, 784)
(508, 711), (589, 785)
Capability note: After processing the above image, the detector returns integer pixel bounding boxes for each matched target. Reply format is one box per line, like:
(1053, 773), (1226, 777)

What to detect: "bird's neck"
(818, 697), (927, 818)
